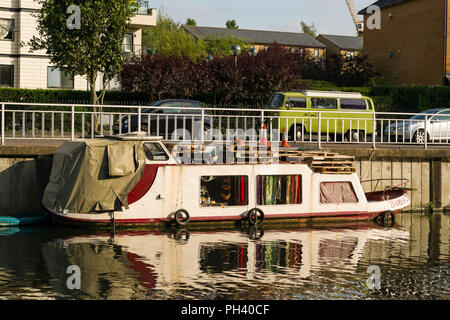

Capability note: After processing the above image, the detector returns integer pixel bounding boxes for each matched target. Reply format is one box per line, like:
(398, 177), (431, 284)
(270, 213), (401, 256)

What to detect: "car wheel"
(414, 129), (427, 143)
(289, 125), (304, 141)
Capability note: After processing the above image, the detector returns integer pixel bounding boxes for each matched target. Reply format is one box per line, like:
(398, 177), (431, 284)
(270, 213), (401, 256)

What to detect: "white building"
(0, 0), (156, 90)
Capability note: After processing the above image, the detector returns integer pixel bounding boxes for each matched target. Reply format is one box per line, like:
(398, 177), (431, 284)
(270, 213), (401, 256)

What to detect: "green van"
(266, 90), (375, 141)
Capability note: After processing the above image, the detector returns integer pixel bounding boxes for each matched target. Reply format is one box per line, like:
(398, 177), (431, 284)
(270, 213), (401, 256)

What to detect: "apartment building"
(0, 0), (156, 90)
(359, 0), (448, 85)
(316, 34), (363, 62)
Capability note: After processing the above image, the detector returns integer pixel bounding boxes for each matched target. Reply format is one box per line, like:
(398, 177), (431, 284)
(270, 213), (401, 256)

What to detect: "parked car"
(266, 90), (375, 142)
(113, 99), (212, 139)
(384, 108), (450, 143)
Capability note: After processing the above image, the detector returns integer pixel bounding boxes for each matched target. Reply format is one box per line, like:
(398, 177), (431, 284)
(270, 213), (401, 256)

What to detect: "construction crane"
(345, 0), (364, 36)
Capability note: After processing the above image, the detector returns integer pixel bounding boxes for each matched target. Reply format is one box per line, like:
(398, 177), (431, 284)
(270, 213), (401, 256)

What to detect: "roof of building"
(317, 34), (363, 51)
(182, 25), (326, 48)
(358, 0), (413, 14)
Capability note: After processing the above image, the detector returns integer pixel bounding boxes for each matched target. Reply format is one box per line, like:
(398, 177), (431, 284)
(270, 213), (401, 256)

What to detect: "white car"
(385, 108), (450, 143)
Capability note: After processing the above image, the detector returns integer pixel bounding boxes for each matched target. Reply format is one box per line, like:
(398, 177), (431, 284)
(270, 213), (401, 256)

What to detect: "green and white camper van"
(266, 90), (375, 141)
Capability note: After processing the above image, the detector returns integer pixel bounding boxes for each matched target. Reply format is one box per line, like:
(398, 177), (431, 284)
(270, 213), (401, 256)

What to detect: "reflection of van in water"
(267, 90), (375, 141)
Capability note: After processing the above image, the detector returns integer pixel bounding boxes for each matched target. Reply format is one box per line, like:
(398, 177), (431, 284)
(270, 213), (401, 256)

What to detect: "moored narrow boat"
(42, 134), (410, 227)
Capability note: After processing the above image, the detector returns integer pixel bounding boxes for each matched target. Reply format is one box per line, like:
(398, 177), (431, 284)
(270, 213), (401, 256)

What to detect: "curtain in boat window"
(257, 175), (302, 205)
(320, 182), (358, 204)
(200, 176), (248, 207)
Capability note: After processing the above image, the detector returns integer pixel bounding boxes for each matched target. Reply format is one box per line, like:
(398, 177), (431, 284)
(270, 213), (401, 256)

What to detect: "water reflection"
(0, 213), (448, 300)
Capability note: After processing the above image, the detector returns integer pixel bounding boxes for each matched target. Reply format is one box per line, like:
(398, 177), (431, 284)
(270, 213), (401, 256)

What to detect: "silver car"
(385, 108), (450, 143)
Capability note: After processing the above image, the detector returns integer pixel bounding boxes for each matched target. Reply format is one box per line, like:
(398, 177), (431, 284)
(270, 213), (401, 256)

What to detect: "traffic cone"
(281, 128), (291, 148)
(260, 124), (270, 146)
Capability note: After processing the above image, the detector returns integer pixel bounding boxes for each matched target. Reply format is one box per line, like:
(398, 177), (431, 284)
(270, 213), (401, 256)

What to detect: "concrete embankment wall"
(0, 146), (54, 216)
(0, 145), (449, 216)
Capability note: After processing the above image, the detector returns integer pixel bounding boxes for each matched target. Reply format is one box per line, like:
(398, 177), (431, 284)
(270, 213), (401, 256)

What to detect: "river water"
(0, 212), (448, 300)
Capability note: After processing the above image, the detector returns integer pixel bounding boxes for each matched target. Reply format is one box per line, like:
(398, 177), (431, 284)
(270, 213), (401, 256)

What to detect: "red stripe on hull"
(48, 208), (388, 226)
(128, 164), (166, 205)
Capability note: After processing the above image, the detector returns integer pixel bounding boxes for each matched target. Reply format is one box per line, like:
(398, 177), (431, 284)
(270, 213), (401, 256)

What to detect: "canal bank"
(1, 142), (450, 217)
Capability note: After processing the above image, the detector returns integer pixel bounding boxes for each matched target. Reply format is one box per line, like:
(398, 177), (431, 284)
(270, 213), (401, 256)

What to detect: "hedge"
(0, 88), (152, 106)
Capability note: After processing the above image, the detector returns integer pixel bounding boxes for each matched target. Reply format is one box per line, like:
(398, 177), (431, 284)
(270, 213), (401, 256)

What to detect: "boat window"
(143, 143), (169, 161)
(311, 98), (338, 110)
(200, 176), (248, 207)
(257, 175), (302, 205)
(340, 98), (368, 110)
(320, 182), (358, 203)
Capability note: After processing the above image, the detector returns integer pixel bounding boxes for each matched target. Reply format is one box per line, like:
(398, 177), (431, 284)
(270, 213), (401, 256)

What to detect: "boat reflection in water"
(38, 220), (415, 300)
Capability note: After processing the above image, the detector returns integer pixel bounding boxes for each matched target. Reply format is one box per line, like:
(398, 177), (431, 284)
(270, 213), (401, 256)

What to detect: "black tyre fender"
(247, 208), (264, 225)
(174, 209), (190, 226)
(377, 210), (395, 227)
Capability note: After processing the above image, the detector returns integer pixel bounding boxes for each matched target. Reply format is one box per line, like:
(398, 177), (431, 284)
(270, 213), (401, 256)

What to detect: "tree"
(300, 21), (317, 38)
(185, 18), (197, 26)
(142, 12), (206, 61)
(204, 34), (251, 58)
(28, 0), (137, 108)
(226, 19), (239, 29)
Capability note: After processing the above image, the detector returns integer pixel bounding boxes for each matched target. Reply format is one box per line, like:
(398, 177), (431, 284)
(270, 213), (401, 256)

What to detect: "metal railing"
(1, 102), (450, 149)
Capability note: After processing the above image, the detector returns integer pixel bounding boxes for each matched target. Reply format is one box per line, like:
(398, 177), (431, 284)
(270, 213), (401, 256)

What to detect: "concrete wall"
(0, 155), (51, 216)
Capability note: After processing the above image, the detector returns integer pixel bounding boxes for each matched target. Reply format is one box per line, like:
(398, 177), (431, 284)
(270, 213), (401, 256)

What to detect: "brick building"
(359, 0), (448, 85)
(316, 34), (363, 62)
(182, 25), (326, 61)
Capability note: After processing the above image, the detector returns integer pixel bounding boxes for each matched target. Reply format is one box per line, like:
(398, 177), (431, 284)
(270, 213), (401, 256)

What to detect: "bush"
(369, 86), (450, 113)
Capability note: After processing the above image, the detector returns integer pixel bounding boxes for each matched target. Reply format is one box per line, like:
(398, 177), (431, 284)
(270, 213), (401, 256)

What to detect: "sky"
(149, 0), (376, 36)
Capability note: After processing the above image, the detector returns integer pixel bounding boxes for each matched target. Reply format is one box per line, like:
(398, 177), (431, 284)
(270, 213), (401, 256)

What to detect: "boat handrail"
(360, 178), (411, 194)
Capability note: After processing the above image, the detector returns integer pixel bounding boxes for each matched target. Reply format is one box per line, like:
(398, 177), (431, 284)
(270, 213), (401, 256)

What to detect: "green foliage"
(142, 13), (251, 60)
(28, 0), (137, 104)
(0, 88), (151, 105)
(185, 18), (197, 26)
(142, 12), (207, 61)
(226, 19), (238, 29)
(300, 21), (317, 38)
(204, 34), (251, 57)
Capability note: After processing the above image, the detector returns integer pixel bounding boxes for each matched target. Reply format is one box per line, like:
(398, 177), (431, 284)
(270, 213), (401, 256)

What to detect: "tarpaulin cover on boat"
(42, 139), (146, 214)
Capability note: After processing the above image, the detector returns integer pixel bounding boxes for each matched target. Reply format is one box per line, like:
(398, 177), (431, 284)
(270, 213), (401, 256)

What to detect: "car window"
(311, 98), (338, 110)
(433, 112), (450, 121)
(267, 94), (285, 108)
(286, 97), (307, 108)
(340, 98), (368, 110)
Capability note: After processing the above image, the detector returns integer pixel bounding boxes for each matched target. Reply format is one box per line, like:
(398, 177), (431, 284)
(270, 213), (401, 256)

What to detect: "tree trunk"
(90, 78), (100, 135)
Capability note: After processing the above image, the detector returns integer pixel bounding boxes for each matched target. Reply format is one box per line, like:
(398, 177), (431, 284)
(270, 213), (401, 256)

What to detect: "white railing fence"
(1, 102), (449, 149)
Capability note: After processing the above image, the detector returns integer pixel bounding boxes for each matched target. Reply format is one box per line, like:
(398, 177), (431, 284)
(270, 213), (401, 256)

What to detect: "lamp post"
(206, 55), (213, 62)
(231, 44), (241, 67)
(249, 47), (257, 57)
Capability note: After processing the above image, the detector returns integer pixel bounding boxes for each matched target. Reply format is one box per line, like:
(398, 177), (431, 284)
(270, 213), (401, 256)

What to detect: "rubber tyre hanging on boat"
(377, 211), (395, 227)
(174, 209), (190, 226)
(247, 208), (264, 226)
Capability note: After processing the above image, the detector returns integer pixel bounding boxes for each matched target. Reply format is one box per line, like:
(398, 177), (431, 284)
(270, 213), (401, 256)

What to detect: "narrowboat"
(42, 133), (410, 227)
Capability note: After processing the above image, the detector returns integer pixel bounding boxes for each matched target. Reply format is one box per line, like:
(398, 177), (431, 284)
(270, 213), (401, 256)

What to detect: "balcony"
(130, 1), (157, 28)
(122, 44), (155, 61)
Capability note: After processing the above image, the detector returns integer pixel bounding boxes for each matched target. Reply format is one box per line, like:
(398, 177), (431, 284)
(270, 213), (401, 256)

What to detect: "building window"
(0, 19), (14, 40)
(257, 175), (302, 205)
(0, 65), (14, 87)
(123, 33), (133, 53)
(200, 176), (248, 207)
(47, 67), (74, 89)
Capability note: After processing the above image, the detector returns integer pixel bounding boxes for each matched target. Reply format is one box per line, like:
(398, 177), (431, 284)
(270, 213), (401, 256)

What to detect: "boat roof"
(105, 132), (164, 141)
